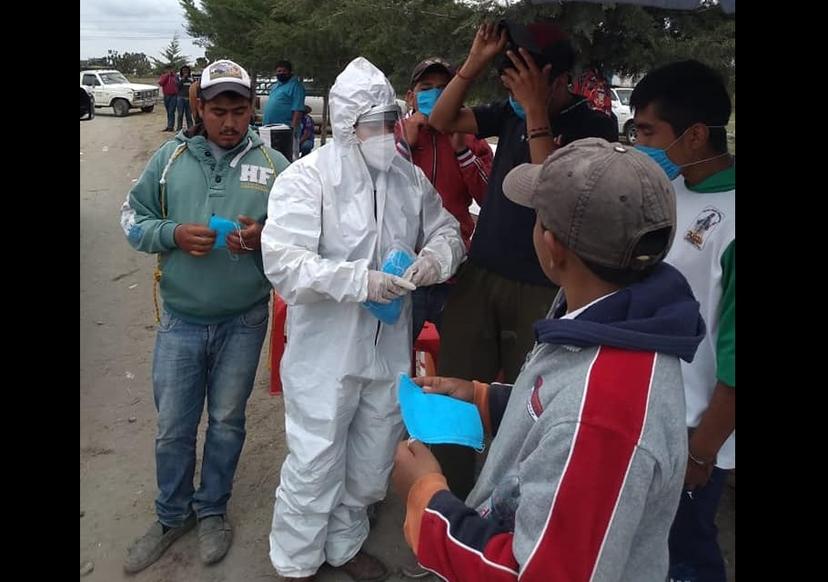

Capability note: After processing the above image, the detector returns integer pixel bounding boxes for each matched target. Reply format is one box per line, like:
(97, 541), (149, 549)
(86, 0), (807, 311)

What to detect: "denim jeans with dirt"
(152, 300), (269, 527)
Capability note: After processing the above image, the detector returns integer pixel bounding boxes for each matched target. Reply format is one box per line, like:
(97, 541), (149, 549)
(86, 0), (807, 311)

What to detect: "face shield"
(355, 103), (404, 172)
(354, 102), (430, 191)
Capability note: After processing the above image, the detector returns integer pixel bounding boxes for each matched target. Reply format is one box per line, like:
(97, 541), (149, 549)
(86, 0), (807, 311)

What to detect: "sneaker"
(198, 514), (233, 565)
(162, 127), (174, 132)
(400, 550), (432, 579)
(123, 514), (196, 574)
(334, 550), (389, 582)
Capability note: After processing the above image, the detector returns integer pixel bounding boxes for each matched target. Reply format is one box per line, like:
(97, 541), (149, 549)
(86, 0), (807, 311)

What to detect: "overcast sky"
(81, 0), (206, 61)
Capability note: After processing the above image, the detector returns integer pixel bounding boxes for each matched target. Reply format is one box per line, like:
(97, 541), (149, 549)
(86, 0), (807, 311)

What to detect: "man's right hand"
(402, 111), (428, 145)
(174, 224), (216, 256)
(462, 22), (508, 79)
(413, 376), (475, 403)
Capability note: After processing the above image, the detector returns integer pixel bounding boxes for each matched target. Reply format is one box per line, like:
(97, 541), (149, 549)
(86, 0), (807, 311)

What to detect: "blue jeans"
(668, 467), (729, 582)
(152, 301), (269, 526)
(411, 282), (452, 341)
(299, 139), (314, 157)
(176, 96), (193, 130)
(163, 95), (177, 129)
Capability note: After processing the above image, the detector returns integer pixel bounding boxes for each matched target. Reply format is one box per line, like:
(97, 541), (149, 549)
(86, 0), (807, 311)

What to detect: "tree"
(106, 51), (152, 76)
(151, 34), (190, 73)
(180, 0), (734, 127)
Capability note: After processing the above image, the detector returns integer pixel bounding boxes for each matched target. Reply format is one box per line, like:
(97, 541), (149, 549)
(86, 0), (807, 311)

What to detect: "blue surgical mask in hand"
(362, 249), (414, 325)
(208, 215), (241, 249)
(416, 87), (444, 117)
(398, 373), (484, 451)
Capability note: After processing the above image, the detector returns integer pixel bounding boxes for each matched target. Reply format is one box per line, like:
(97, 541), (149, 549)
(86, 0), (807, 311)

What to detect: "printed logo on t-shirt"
(684, 206), (724, 250)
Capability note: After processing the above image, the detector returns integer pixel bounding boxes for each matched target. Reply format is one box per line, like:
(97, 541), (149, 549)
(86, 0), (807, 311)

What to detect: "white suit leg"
(325, 375), (405, 565)
(269, 370), (361, 577)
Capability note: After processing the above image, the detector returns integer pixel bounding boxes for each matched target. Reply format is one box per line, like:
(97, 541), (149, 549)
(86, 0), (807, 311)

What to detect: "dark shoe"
(279, 577), (316, 581)
(124, 514), (196, 574)
(400, 550), (432, 578)
(198, 515), (233, 565)
(335, 550), (389, 582)
(162, 127), (174, 132)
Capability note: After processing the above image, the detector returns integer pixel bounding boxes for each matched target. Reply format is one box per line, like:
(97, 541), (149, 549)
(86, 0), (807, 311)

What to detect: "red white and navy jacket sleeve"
(404, 375), (659, 581)
(455, 135), (493, 207)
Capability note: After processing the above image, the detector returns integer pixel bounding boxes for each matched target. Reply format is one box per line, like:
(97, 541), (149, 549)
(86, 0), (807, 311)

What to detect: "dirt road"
(80, 106), (734, 581)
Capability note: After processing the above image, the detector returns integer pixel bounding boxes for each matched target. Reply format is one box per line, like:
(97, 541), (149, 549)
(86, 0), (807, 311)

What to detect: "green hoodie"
(121, 127), (290, 324)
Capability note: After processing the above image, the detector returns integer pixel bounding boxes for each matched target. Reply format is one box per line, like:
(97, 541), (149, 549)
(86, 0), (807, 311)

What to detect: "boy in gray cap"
(392, 138), (706, 582)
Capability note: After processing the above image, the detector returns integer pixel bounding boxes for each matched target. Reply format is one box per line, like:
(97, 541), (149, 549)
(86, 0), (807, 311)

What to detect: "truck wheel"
(113, 99), (130, 117)
(624, 121), (637, 145)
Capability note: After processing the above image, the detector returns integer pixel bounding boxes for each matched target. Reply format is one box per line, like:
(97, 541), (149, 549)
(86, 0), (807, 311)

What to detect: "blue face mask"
(415, 87), (443, 117)
(635, 145), (682, 180)
(509, 95), (526, 120)
(398, 373), (485, 451)
(636, 125), (729, 181)
(276, 73), (290, 83)
(208, 215), (241, 249)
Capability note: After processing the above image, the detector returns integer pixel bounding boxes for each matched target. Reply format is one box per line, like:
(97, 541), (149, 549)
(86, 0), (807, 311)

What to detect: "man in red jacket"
(397, 58), (493, 579)
(399, 58), (493, 341)
(158, 66), (179, 132)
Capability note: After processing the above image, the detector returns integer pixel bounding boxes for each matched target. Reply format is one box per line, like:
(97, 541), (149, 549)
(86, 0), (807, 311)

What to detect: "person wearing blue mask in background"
(399, 58), (493, 343)
(397, 57), (494, 579)
(426, 20), (617, 503)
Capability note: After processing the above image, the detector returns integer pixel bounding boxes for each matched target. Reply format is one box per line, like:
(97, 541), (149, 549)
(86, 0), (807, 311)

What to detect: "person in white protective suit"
(261, 57), (466, 581)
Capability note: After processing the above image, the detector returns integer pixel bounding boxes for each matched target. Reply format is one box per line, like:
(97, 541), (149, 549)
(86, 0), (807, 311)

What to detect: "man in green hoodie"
(119, 59), (290, 574)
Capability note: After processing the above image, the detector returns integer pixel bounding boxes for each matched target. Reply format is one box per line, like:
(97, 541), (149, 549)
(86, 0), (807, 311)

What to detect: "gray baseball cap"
(503, 138), (676, 271)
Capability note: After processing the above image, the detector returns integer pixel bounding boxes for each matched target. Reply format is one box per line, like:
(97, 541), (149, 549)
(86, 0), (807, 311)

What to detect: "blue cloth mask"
(636, 125), (728, 181)
(635, 145), (682, 180)
(275, 74), (290, 83)
(508, 95), (526, 120)
(398, 374), (484, 451)
(208, 215), (240, 249)
(416, 87), (443, 117)
(362, 249), (414, 325)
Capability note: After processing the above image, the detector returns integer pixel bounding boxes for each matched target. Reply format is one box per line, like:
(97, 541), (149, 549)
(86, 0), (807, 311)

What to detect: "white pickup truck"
(80, 70), (160, 117)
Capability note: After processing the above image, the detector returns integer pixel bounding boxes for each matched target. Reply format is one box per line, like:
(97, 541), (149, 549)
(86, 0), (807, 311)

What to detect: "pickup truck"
(80, 70), (160, 117)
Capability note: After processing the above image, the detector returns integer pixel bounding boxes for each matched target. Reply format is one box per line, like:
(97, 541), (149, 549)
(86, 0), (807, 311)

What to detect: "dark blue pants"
(411, 282), (452, 341)
(668, 467), (729, 582)
(163, 95), (177, 130)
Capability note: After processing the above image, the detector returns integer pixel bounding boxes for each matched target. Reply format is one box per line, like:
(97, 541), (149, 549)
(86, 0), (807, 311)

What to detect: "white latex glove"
(367, 270), (417, 304)
(403, 254), (442, 287)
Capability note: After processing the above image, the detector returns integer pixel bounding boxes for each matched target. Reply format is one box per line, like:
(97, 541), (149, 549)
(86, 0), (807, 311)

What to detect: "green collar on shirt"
(687, 165), (735, 193)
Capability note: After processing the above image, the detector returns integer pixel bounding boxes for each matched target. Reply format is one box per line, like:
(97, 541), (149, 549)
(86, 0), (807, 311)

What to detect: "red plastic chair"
(413, 321), (440, 377)
(269, 292), (288, 395)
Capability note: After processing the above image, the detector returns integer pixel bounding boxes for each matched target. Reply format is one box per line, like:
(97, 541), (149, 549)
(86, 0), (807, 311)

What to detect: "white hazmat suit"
(261, 57), (465, 577)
